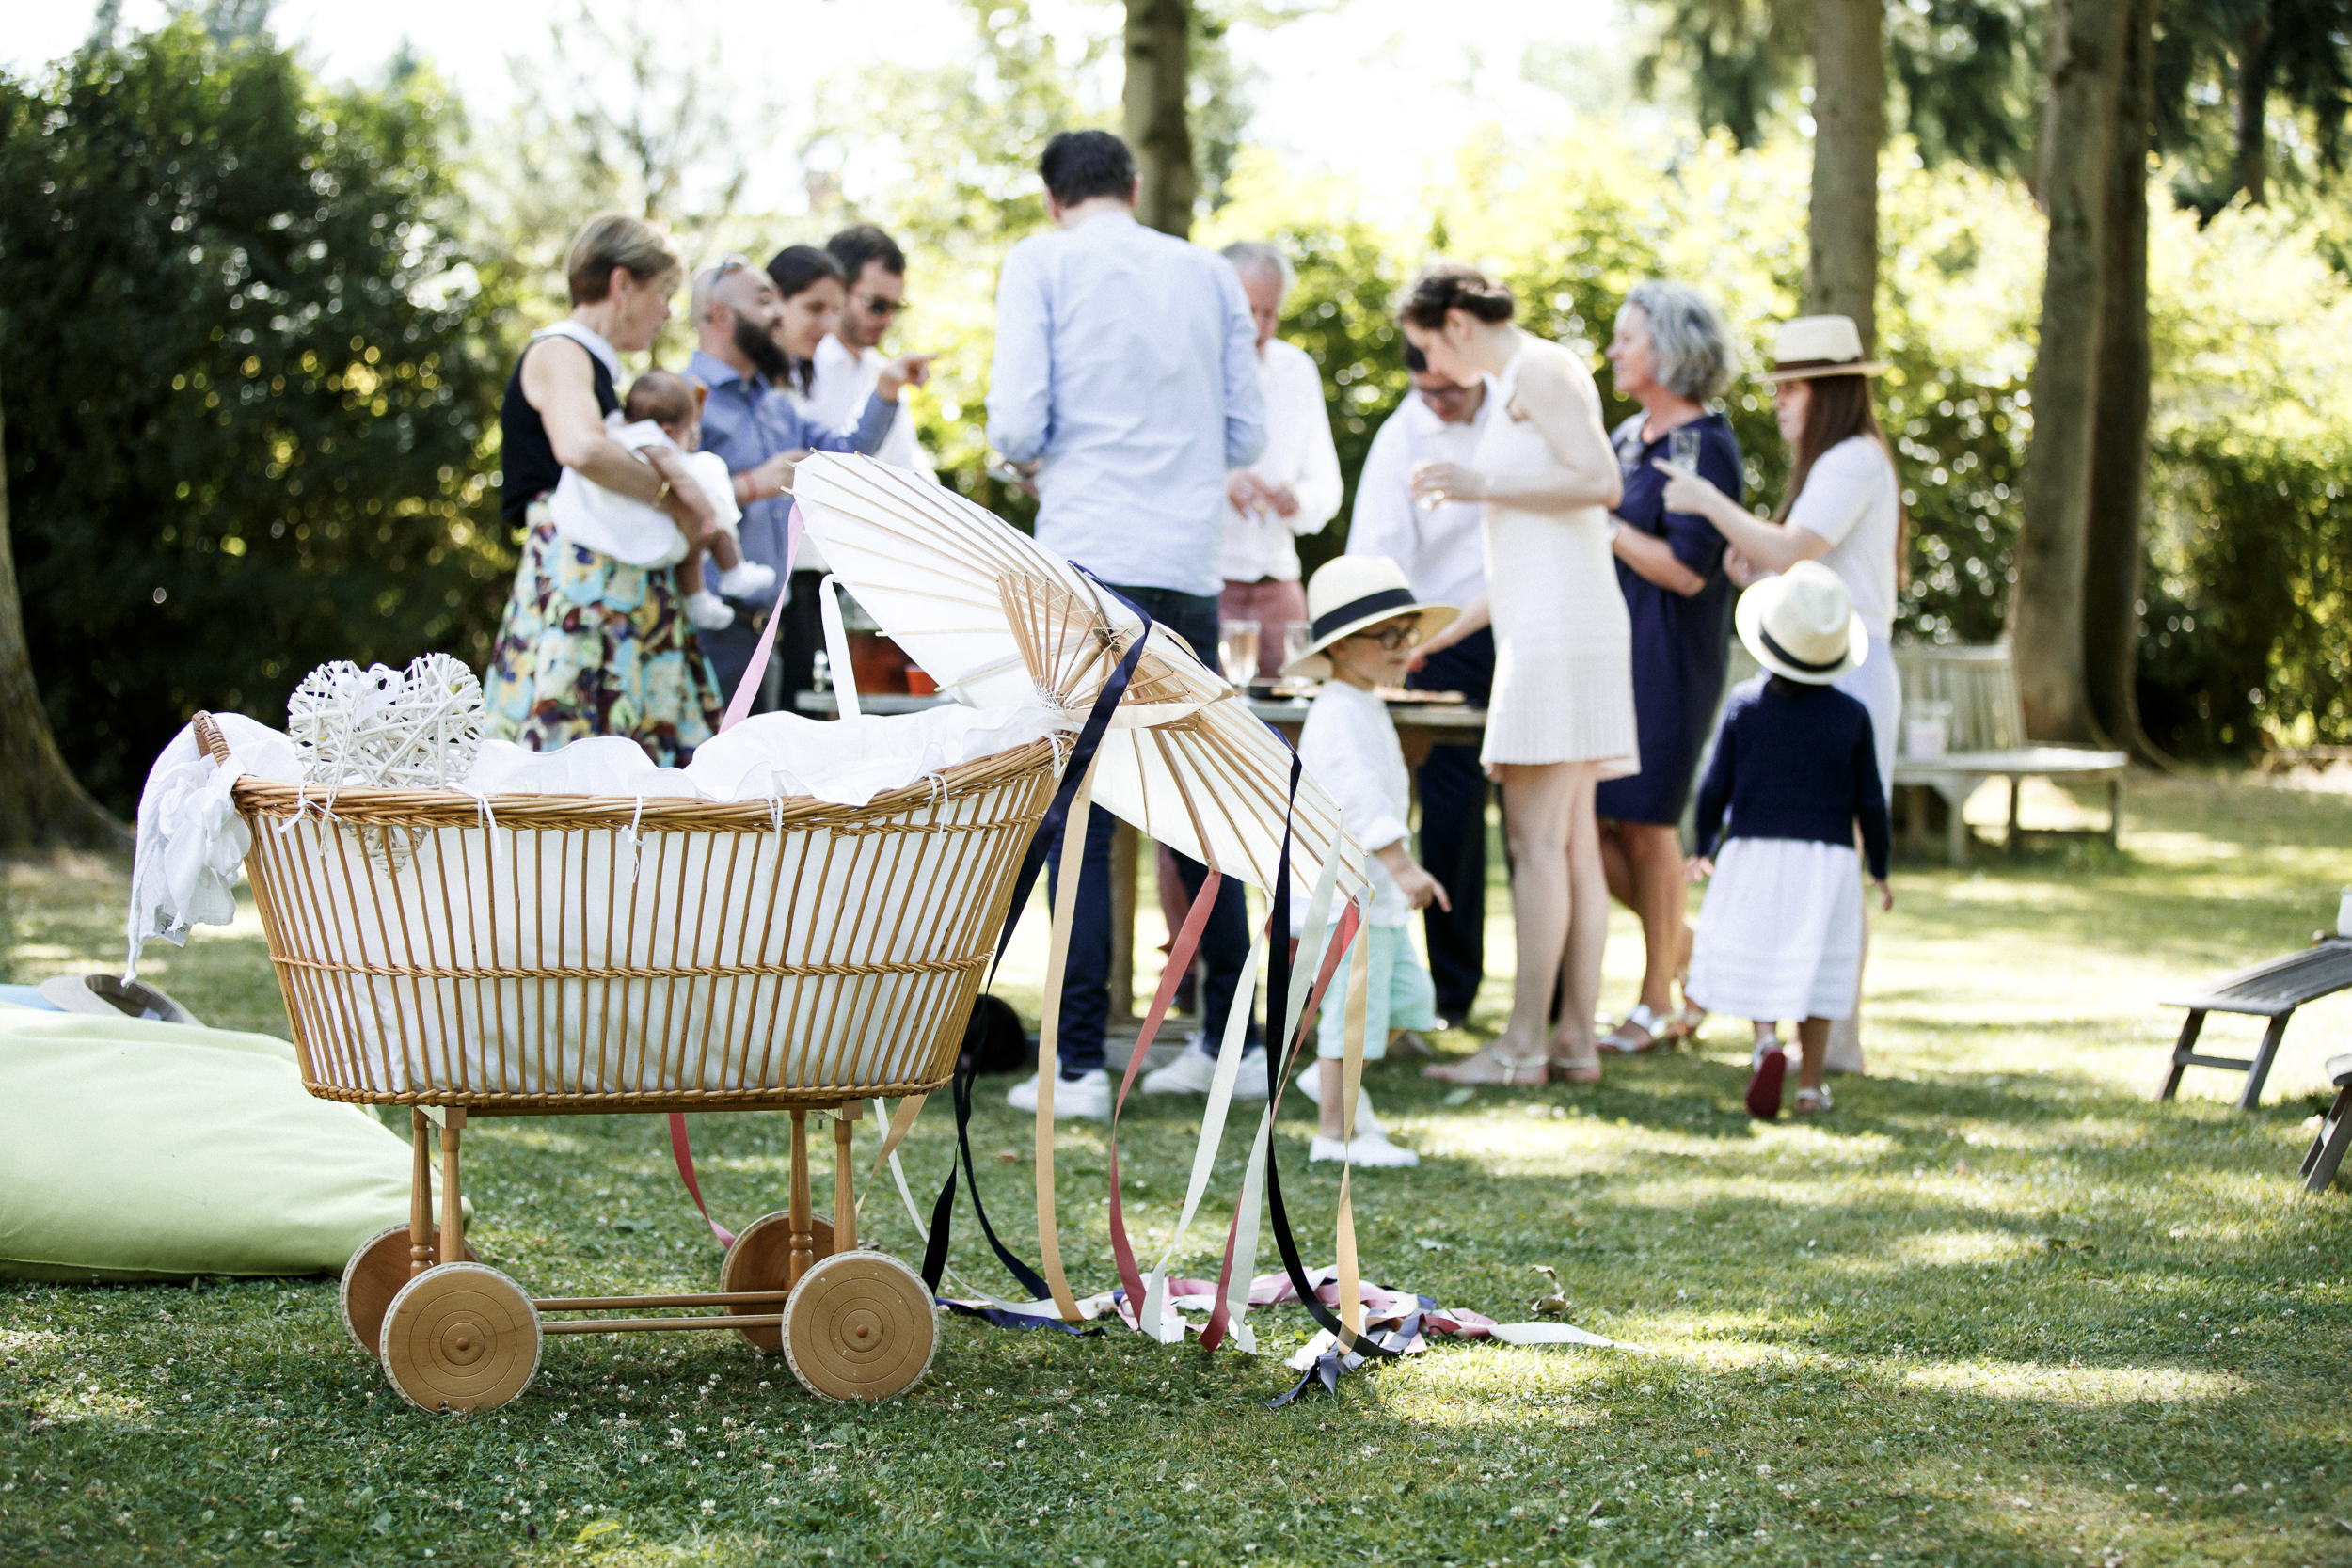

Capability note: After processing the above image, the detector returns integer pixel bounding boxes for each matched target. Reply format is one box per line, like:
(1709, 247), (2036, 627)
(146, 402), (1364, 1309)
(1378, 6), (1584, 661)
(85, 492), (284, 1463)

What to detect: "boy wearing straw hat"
(1280, 557), (1457, 1167)
(1683, 562), (1894, 1118)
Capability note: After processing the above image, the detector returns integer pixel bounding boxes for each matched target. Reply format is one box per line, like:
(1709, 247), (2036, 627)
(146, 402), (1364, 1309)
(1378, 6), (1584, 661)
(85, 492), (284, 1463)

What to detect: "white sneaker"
(1308, 1130), (1420, 1168)
(1006, 1069), (1111, 1120)
(1290, 1069), (1384, 1136)
(715, 560), (777, 599)
(683, 590), (735, 631)
(1140, 1040), (1267, 1099)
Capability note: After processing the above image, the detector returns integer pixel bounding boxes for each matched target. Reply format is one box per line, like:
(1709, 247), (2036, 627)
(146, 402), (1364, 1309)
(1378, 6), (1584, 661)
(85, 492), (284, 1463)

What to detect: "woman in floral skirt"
(485, 213), (723, 764)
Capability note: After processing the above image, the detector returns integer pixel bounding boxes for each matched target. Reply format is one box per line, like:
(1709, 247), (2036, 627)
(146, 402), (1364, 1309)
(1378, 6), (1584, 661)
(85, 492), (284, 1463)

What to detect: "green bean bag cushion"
(0, 1006), (439, 1282)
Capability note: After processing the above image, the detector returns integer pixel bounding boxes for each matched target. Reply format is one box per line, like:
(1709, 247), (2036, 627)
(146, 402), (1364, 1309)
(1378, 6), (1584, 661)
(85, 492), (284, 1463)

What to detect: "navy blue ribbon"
(922, 577), (1155, 1299)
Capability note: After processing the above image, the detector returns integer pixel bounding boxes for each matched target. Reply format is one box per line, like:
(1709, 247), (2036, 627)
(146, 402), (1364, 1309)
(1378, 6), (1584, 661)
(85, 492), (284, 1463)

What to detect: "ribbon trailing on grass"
(919, 579), (1154, 1299)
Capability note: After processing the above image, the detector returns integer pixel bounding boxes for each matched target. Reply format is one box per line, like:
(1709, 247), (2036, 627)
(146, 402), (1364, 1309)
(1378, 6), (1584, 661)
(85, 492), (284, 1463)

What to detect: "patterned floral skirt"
(484, 506), (723, 766)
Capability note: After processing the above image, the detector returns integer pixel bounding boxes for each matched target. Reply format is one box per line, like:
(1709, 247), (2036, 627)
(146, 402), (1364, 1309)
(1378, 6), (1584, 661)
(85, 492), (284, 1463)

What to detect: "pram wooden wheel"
(720, 1212), (834, 1352)
(340, 1224), (475, 1360)
(781, 1251), (937, 1401)
(380, 1263), (541, 1413)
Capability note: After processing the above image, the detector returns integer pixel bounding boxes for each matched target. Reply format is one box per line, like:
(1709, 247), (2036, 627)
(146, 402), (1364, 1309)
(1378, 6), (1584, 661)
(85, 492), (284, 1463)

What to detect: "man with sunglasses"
(1344, 341), (1497, 1028)
(801, 226), (933, 480)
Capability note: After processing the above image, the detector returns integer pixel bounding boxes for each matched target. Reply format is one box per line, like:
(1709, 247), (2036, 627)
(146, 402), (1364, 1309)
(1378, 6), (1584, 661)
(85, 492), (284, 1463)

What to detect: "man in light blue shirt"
(985, 130), (1269, 1120)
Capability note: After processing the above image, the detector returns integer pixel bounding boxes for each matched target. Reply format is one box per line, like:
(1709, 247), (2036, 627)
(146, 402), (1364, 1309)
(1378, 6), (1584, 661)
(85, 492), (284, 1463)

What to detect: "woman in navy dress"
(1592, 282), (1743, 1052)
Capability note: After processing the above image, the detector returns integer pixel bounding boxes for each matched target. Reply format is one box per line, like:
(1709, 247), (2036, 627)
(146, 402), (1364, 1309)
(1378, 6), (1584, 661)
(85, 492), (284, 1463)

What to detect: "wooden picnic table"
(796, 689), (1487, 1017)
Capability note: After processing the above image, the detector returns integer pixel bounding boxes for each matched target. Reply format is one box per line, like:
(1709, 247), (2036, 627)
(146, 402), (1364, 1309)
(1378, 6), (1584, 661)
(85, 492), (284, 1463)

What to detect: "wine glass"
(1218, 619), (1262, 688)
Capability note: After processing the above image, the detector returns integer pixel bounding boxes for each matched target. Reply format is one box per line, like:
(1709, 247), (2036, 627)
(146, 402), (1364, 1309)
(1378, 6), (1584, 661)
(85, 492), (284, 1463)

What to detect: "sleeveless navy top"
(500, 333), (620, 526)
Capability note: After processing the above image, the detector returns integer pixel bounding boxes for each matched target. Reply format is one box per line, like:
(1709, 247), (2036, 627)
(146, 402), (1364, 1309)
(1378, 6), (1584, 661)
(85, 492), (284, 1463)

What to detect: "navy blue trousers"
(1043, 585), (1259, 1077)
(1408, 628), (1495, 1021)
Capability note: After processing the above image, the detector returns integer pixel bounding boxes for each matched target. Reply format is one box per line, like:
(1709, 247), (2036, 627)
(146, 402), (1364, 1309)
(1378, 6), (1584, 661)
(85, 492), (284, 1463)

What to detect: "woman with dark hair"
(1591, 280), (1744, 1054)
(766, 244), (849, 397)
(1402, 261), (1634, 1085)
(1657, 314), (1901, 1069)
(484, 212), (724, 764)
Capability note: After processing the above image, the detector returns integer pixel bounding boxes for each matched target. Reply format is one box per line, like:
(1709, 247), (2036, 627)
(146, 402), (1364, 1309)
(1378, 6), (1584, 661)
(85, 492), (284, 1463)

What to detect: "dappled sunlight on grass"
(8, 769), (2352, 1564)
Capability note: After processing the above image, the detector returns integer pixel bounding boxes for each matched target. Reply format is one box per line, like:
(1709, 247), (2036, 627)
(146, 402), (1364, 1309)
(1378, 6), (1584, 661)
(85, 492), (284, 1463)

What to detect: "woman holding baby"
(485, 214), (728, 765)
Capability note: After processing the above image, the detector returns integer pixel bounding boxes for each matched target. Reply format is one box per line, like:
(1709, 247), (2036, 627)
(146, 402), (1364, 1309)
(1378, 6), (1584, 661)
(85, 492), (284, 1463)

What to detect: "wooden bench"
(1721, 641), (2128, 865)
(2159, 936), (2352, 1112)
(2299, 1051), (2352, 1192)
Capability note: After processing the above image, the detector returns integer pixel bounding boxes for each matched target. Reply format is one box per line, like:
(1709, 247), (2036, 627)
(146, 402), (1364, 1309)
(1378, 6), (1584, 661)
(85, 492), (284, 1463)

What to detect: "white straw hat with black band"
(1279, 556), (1457, 679)
(1733, 560), (1869, 685)
(1760, 314), (1888, 382)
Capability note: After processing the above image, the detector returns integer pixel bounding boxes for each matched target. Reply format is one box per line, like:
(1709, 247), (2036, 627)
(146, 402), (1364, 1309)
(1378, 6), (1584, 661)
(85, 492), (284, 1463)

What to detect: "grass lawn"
(4, 768), (2351, 1566)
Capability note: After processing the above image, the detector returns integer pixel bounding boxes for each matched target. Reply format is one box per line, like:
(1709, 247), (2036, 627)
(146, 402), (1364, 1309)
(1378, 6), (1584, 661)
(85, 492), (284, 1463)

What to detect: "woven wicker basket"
(197, 715), (1058, 1114)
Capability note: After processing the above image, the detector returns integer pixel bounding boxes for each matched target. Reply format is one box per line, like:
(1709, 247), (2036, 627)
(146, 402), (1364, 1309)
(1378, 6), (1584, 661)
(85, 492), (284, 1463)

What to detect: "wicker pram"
(191, 709), (1059, 1409)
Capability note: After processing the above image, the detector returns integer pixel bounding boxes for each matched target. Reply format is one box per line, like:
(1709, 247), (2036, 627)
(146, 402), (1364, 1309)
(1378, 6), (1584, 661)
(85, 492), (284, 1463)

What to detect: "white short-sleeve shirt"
(1787, 435), (1900, 641)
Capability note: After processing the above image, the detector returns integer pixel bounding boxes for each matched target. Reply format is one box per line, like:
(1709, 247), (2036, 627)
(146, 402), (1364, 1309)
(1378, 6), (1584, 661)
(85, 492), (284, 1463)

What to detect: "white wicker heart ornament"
(287, 654), (485, 790)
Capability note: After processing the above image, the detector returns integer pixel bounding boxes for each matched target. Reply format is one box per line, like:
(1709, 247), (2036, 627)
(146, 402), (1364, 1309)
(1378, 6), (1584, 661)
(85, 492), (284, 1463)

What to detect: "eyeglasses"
(1344, 624), (1423, 652)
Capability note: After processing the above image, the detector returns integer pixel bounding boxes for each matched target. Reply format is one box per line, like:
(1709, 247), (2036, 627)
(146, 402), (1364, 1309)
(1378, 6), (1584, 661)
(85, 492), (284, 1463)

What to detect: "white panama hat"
(1734, 560), (1869, 685)
(1278, 556), (1457, 680)
(1762, 314), (1888, 381)
(38, 972), (205, 1027)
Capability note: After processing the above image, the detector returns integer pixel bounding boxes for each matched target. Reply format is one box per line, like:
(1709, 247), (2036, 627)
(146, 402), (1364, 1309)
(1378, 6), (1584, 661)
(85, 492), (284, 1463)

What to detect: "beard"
(733, 314), (792, 383)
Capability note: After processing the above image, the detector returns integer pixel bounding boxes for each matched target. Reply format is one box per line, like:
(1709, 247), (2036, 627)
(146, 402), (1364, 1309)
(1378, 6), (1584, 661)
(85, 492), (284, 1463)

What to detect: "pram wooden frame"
(192, 712), (1059, 1410)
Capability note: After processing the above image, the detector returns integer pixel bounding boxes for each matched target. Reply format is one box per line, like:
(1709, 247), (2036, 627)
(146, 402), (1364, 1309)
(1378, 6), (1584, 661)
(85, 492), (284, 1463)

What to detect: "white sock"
(683, 590), (735, 631)
(716, 559), (775, 597)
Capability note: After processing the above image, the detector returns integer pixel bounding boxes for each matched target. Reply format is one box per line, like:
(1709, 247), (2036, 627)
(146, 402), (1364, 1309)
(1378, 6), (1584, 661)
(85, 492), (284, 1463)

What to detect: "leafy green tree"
(0, 19), (510, 813)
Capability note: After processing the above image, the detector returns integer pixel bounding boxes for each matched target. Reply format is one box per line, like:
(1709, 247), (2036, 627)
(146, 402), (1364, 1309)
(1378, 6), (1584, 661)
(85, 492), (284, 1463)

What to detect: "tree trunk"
(2010, 0), (2129, 743)
(0, 361), (131, 850)
(1123, 0), (1195, 237)
(2236, 8), (2271, 204)
(2084, 0), (2162, 761)
(1807, 0), (1886, 348)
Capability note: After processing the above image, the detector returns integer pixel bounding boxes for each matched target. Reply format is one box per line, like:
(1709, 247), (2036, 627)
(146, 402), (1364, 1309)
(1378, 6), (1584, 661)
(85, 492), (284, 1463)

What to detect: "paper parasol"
(791, 453), (1366, 903)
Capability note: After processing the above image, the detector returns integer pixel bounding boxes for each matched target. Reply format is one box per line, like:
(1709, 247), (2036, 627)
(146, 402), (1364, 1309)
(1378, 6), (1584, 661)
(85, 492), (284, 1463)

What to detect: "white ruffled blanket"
(129, 702), (1068, 981)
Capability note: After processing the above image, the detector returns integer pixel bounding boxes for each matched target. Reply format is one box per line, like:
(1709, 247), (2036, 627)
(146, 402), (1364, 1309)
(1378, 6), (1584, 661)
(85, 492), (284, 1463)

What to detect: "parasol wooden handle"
(191, 711), (233, 766)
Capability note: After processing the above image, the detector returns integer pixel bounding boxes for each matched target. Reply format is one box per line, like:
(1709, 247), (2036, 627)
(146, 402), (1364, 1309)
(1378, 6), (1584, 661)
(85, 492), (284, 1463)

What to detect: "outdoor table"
(796, 689), (1488, 1018)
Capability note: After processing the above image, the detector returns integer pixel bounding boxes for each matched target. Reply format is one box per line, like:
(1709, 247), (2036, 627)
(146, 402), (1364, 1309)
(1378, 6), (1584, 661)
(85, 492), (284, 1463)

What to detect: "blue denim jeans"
(1043, 585), (1261, 1076)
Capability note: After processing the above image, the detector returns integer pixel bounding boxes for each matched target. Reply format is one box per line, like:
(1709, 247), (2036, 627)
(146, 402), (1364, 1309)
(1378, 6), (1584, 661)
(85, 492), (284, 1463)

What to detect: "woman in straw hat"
(1398, 261), (1636, 1086)
(1685, 562), (1893, 1117)
(1655, 314), (1901, 1070)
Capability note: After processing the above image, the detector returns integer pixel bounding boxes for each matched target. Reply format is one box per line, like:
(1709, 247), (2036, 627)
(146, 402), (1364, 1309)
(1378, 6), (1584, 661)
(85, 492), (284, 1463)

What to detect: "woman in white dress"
(1655, 315), (1901, 1070)
(1403, 262), (1636, 1085)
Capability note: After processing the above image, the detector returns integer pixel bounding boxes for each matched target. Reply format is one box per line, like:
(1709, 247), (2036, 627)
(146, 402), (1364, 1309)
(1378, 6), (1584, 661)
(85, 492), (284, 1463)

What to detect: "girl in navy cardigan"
(1685, 562), (1892, 1117)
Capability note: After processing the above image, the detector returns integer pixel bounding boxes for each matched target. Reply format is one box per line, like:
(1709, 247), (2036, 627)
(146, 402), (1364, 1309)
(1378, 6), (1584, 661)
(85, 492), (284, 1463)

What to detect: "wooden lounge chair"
(2299, 1053), (2352, 1193)
(2158, 937), (2352, 1111)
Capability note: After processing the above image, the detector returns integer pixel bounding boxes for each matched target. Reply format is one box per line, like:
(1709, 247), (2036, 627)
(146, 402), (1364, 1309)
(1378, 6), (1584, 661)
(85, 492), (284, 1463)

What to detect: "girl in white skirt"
(1684, 562), (1892, 1117)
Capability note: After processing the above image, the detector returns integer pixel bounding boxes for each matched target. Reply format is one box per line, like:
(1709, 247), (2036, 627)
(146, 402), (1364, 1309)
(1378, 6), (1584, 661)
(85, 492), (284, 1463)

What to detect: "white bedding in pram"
(130, 705), (1066, 1097)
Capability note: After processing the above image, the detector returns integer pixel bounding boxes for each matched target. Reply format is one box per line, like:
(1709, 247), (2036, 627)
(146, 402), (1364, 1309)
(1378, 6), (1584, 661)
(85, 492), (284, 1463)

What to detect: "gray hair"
(1620, 280), (1738, 401)
(1221, 240), (1296, 297)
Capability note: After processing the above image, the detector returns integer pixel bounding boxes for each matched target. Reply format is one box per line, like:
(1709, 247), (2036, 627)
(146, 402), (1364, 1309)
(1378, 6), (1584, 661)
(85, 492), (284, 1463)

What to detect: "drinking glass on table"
(1281, 624), (1312, 673)
(1218, 619), (1262, 687)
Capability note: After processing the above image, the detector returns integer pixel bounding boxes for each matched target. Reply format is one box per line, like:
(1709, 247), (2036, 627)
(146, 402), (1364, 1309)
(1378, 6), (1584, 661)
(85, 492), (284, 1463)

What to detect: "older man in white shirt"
(803, 225), (935, 481)
(1349, 342), (1496, 1026)
(1216, 242), (1343, 679)
(986, 129), (1268, 1120)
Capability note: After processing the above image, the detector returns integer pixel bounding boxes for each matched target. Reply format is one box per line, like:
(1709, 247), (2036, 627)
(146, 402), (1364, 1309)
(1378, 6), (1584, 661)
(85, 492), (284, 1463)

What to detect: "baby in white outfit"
(549, 369), (776, 631)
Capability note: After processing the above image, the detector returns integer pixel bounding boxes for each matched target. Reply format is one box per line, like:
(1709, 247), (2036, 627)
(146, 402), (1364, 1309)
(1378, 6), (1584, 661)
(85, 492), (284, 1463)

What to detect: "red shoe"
(1745, 1038), (1788, 1119)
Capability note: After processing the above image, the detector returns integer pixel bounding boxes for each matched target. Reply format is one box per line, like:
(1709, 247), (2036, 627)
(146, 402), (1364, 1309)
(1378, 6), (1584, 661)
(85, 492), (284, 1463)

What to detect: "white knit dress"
(1476, 343), (1639, 773)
